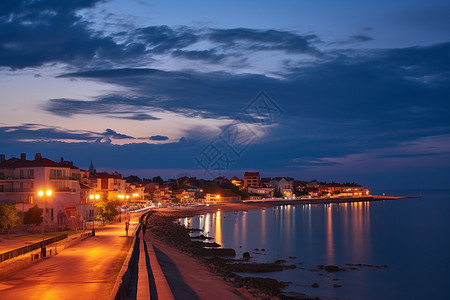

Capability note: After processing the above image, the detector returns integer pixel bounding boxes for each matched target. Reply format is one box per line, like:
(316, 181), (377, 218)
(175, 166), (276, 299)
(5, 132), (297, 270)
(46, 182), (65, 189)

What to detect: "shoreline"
(155, 194), (417, 218)
(148, 195), (415, 299)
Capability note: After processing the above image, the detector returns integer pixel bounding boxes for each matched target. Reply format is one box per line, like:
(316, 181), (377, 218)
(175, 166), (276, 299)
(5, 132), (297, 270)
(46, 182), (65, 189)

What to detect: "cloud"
(377, 152), (450, 159)
(134, 25), (199, 54)
(0, 124), (137, 144)
(0, 0), (144, 69)
(171, 49), (225, 63)
(149, 135), (169, 141)
(47, 41), (450, 146)
(113, 113), (160, 121)
(103, 128), (134, 139)
(207, 28), (320, 55)
(350, 34), (374, 42)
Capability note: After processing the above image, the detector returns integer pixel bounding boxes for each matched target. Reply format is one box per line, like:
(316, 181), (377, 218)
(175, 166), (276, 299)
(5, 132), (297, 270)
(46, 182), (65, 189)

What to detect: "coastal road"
(0, 219), (139, 300)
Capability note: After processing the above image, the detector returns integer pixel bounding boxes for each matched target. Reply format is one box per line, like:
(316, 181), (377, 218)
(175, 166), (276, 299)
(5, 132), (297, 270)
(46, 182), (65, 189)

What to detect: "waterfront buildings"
(0, 153), (145, 229)
(244, 172), (260, 188)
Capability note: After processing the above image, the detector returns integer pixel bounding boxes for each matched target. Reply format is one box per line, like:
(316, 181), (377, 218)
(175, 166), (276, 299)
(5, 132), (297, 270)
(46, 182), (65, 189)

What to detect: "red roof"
(90, 172), (122, 179)
(0, 157), (65, 168)
(244, 172), (259, 176)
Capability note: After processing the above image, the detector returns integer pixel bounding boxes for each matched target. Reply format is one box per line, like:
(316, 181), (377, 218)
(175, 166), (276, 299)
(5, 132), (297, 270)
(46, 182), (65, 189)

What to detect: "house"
(205, 190), (241, 203)
(271, 177), (295, 198)
(173, 189), (191, 203)
(89, 171), (127, 194)
(213, 176), (230, 185)
(247, 186), (274, 199)
(230, 176), (243, 189)
(260, 177), (272, 187)
(0, 153), (85, 228)
(317, 183), (370, 197)
(144, 183), (172, 204)
(244, 172), (260, 188)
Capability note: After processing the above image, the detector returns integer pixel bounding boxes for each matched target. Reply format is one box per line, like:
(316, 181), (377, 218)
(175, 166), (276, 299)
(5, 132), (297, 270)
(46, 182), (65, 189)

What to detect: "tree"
(0, 204), (22, 236)
(273, 189), (283, 198)
(95, 200), (119, 223)
(23, 205), (43, 225)
(152, 176), (164, 185)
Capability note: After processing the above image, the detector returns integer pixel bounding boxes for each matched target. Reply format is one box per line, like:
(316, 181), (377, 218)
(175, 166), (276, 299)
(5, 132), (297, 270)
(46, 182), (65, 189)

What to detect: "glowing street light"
(38, 188), (52, 258)
(89, 194), (100, 235)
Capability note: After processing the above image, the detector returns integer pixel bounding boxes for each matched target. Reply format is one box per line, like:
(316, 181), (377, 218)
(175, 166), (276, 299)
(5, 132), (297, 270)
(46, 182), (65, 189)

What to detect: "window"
(50, 169), (66, 179)
(19, 169), (34, 179)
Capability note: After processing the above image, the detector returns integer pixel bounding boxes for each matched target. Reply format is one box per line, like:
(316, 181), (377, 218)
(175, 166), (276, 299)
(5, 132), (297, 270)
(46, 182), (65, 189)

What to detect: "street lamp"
(89, 194), (100, 236)
(38, 189), (52, 258)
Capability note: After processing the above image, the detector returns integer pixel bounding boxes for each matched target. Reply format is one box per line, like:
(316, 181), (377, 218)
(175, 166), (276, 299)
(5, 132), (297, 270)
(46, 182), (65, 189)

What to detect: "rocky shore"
(146, 210), (319, 299)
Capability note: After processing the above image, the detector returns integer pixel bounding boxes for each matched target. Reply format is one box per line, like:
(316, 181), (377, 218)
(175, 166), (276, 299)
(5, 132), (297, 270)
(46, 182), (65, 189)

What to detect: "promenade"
(0, 220), (138, 300)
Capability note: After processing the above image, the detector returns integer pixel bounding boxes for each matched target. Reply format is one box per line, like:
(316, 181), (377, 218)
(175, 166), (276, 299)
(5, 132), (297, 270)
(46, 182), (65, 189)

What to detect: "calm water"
(180, 190), (450, 299)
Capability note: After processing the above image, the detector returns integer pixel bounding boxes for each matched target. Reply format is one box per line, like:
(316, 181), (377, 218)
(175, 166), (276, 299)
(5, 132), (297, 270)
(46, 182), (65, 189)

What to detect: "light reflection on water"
(180, 192), (450, 299)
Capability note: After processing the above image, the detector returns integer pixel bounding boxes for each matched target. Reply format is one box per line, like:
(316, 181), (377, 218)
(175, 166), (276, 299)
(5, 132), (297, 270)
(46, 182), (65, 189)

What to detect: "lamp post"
(89, 194), (100, 236)
(38, 189), (52, 258)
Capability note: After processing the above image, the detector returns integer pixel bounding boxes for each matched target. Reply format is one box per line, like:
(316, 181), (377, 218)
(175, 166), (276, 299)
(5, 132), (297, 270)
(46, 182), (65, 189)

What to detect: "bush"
(23, 205), (43, 225)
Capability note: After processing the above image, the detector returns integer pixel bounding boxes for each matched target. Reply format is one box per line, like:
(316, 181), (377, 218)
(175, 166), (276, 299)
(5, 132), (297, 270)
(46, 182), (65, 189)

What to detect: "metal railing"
(0, 233), (68, 262)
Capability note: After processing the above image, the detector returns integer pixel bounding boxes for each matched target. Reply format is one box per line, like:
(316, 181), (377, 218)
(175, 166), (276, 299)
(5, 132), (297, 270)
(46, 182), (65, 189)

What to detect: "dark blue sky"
(0, 0), (449, 189)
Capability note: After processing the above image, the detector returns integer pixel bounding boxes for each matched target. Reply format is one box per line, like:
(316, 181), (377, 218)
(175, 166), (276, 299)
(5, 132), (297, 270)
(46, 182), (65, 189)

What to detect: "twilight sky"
(1, 0), (449, 190)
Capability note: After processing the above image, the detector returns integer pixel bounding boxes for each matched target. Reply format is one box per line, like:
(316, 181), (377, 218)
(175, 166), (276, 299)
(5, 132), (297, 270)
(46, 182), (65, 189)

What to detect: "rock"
(190, 234), (212, 240)
(317, 265), (345, 272)
(275, 259), (286, 264)
(333, 284), (342, 288)
(201, 248), (236, 256)
(240, 277), (290, 293)
(243, 252), (251, 259)
(191, 241), (221, 248)
(311, 283), (319, 288)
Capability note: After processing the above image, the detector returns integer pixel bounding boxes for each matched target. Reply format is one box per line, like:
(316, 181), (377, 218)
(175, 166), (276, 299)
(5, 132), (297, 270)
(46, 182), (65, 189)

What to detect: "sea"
(180, 190), (450, 300)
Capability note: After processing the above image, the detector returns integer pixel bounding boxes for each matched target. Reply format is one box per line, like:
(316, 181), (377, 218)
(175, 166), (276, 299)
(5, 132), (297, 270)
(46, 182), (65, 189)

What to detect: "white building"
(270, 177), (295, 198)
(0, 153), (88, 228)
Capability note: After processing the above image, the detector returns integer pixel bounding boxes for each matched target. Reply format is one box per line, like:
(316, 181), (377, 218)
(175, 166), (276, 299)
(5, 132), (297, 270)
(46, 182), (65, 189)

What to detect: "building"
(247, 186), (274, 199)
(317, 183), (370, 197)
(260, 177), (272, 187)
(205, 190), (241, 203)
(271, 177), (294, 198)
(0, 153), (86, 228)
(230, 176), (243, 189)
(244, 172), (260, 188)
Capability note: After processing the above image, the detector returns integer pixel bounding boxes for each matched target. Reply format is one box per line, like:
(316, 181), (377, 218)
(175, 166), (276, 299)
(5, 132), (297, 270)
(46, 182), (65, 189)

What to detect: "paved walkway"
(0, 219), (139, 300)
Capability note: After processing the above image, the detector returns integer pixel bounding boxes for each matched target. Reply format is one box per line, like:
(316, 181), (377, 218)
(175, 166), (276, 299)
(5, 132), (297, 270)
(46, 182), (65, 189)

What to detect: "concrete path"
(0, 220), (138, 300)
